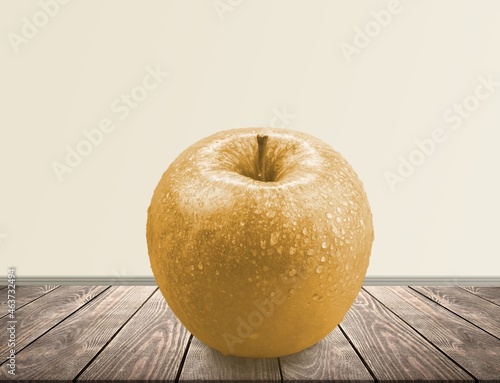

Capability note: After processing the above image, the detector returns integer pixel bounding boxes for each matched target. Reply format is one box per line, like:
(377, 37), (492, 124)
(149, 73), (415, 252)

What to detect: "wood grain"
(279, 326), (373, 382)
(412, 286), (500, 339)
(0, 285), (156, 381)
(179, 337), (281, 382)
(366, 286), (499, 382)
(0, 285), (59, 317)
(77, 288), (191, 383)
(459, 286), (500, 306)
(0, 285), (108, 364)
(339, 289), (474, 382)
(1, 285), (498, 382)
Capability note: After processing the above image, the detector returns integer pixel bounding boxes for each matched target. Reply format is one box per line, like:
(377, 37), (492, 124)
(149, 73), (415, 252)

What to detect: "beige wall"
(1, 0), (499, 278)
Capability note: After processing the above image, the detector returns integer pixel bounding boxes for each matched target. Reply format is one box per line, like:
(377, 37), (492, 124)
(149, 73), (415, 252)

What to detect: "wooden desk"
(1, 285), (499, 382)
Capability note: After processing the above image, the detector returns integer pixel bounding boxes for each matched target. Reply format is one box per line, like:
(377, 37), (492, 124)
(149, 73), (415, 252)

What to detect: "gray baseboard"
(3, 275), (499, 286)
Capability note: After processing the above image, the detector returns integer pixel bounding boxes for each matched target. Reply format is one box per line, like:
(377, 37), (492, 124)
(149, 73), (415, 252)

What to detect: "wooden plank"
(459, 286), (500, 306)
(0, 285), (59, 316)
(366, 286), (499, 382)
(179, 337), (281, 382)
(0, 285), (108, 364)
(339, 289), (474, 382)
(412, 286), (500, 339)
(279, 326), (373, 382)
(77, 289), (191, 383)
(4, 286), (101, 345)
(0, 285), (156, 381)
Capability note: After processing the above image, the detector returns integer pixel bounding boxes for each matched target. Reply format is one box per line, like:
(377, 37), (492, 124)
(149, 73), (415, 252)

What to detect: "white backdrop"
(1, 0), (499, 278)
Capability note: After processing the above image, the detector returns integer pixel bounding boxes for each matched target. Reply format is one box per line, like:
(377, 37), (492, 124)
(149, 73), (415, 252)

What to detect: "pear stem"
(257, 134), (268, 182)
